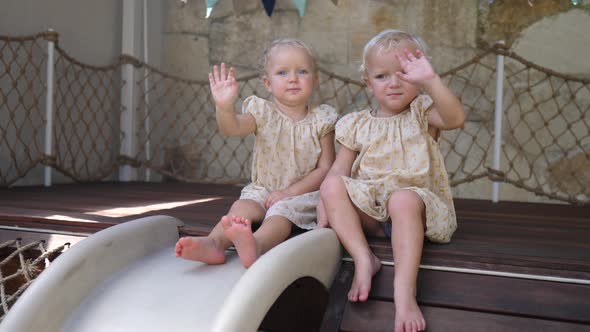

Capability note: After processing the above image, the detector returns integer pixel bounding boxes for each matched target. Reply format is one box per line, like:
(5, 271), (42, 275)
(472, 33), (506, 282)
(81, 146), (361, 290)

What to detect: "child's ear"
(313, 72), (319, 88)
(363, 75), (373, 93)
(262, 75), (272, 92)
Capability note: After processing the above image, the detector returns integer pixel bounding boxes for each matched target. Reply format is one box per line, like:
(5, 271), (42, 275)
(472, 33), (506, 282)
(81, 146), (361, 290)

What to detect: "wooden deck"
(1, 182), (590, 331)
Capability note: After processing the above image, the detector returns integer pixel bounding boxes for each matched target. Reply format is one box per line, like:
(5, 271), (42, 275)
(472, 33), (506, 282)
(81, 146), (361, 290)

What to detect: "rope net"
(52, 45), (121, 181)
(1, 32), (589, 204)
(0, 33), (47, 185)
(0, 239), (69, 322)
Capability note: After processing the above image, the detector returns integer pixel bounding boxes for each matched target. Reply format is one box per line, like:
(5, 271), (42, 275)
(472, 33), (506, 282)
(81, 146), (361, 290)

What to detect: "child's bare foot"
(175, 235), (225, 265)
(394, 291), (426, 332)
(348, 253), (381, 302)
(224, 215), (259, 268)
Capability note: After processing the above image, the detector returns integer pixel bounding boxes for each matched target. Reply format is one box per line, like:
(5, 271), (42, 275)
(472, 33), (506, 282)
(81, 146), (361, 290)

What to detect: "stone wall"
(162, 0), (590, 203)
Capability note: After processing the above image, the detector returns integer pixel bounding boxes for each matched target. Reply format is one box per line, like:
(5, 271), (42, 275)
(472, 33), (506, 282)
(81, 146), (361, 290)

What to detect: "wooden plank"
(453, 199), (590, 220)
(3, 183), (590, 329)
(0, 229), (86, 250)
(2, 183), (590, 279)
(320, 262), (354, 332)
(340, 300), (590, 332)
(0, 215), (116, 234)
(370, 266), (590, 324)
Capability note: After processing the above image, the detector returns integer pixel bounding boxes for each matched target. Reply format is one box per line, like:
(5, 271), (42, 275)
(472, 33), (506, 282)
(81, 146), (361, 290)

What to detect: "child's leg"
(224, 215), (292, 268)
(320, 176), (382, 302)
(175, 199), (265, 264)
(387, 190), (426, 332)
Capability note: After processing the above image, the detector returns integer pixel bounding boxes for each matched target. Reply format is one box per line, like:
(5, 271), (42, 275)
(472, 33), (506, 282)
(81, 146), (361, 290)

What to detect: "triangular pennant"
(232, 0), (249, 17)
(293, 0), (307, 17)
(330, 0), (338, 5)
(206, 0), (218, 18)
(262, 0), (275, 16)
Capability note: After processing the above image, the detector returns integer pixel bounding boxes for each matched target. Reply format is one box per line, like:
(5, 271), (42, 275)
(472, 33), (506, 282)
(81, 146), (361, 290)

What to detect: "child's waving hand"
(209, 63), (238, 111)
(395, 50), (436, 86)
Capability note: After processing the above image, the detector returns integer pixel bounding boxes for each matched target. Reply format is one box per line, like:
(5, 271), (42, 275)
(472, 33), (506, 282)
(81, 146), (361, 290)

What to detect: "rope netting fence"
(1, 32), (589, 204)
(0, 238), (69, 322)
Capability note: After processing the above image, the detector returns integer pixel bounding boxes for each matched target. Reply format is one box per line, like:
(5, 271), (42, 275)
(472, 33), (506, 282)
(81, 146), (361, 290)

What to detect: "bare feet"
(394, 290), (426, 332)
(223, 215), (259, 268)
(175, 235), (225, 265)
(348, 253), (381, 302)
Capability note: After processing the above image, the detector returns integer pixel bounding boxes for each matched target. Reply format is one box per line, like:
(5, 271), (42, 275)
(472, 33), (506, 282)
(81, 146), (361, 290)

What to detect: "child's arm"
(316, 198), (328, 228)
(396, 50), (465, 130)
(264, 132), (336, 209)
(209, 63), (256, 137)
(316, 145), (357, 227)
(325, 145), (356, 178)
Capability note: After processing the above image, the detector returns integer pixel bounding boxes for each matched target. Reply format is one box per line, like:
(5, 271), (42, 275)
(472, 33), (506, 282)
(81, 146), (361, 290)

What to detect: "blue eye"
(297, 69), (309, 75)
(375, 74), (388, 80)
(277, 70), (287, 76)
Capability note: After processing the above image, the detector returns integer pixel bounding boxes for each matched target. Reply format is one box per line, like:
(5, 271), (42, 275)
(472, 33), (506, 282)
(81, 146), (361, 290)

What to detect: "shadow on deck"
(1, 182), (589, 331)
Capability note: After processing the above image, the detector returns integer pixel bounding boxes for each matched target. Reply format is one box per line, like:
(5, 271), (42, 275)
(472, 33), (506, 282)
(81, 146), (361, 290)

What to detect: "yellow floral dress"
(335, 95), (457, 243)
(239, 95), (338, 229)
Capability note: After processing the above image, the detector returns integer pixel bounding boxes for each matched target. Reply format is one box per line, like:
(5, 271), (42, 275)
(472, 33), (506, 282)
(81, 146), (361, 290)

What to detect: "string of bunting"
(201, 0), (340, 18)
(197, 0), (584, 18)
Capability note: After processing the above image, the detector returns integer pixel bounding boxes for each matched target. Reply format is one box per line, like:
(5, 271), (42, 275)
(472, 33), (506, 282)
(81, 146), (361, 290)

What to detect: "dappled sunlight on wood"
(86, 197), (222, 217)
(45, 215), (100, 223)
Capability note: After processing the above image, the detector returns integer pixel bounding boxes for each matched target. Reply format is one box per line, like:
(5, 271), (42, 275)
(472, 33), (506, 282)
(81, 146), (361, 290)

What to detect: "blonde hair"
(360, 29), (429, 75)
(259, 38), (318, 75)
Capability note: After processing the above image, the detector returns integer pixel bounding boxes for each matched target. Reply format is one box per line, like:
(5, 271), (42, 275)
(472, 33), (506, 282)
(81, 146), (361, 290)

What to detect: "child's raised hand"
(209, 63), (238, 111)
(395, 50), (437, 87)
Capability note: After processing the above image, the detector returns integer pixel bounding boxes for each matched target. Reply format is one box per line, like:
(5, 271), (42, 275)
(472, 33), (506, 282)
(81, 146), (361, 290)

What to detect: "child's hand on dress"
(316, 199), (328, 228)
(395, 50), (437, 88)
(209, 63), (238, 111)
(264, 190), (292, 209)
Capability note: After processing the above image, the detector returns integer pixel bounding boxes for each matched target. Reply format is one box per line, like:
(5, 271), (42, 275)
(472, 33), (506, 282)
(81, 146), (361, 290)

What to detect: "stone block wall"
(161, 0), (590, 203)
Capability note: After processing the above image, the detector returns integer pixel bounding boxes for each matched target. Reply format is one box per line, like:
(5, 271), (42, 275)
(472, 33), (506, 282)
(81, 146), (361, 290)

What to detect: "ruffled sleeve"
(241, 95), (267, 134)
(315, 104), (338, 138)
(335, 111), (363, 151)
(412, 94), (434, 130)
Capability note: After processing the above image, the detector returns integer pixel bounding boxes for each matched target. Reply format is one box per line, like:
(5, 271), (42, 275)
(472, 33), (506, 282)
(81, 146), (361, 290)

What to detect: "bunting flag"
(293, 0), (307, 17)
(206, 0), (218, 18)
(262, 0), (276, 17)
(330, 0), (339, 5)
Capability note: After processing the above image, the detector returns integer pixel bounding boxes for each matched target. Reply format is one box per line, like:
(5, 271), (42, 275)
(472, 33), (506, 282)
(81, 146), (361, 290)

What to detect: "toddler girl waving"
(176, 39), (337, 268)
(318, 30), (465, 332)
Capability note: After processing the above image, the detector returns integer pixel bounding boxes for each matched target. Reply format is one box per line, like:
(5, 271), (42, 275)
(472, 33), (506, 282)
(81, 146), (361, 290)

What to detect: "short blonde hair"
(259, 38), (318, 75)
(360, 29), (429, 75)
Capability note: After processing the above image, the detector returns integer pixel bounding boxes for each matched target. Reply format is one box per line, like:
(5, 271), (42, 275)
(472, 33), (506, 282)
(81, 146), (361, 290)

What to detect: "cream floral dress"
(239, 95), (338, 229)
(336, 95), (457, 243)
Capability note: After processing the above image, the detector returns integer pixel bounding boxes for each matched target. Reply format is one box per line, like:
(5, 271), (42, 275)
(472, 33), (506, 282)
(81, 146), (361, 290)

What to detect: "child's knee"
(230, 199), (247, 213)
(387, 190), (424, 216)
(320, 175), (345, 200)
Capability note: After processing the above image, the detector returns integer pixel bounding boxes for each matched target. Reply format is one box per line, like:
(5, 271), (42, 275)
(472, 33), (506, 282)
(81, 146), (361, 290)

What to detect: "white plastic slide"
(0, 215), (342, 332)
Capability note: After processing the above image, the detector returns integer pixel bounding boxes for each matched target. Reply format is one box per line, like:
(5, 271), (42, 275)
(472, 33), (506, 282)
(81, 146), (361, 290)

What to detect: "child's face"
(263, 46), (317, 108)
(364, 47), (418, 114)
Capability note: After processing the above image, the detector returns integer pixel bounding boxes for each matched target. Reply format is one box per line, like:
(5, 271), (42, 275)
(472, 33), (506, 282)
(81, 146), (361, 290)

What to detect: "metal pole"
(44, 29), (56, 187)
(492, 41), (505, 202)
(120, 0), (138, 182)
(143, 0), (151, 181)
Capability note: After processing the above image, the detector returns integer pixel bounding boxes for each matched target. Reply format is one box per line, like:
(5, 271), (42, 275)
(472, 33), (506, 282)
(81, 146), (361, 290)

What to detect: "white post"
(142, 0), (151, 181)
(492, 41), (505, 203)
(120, 0), (138, 181)
(44, 29), (56, 187)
